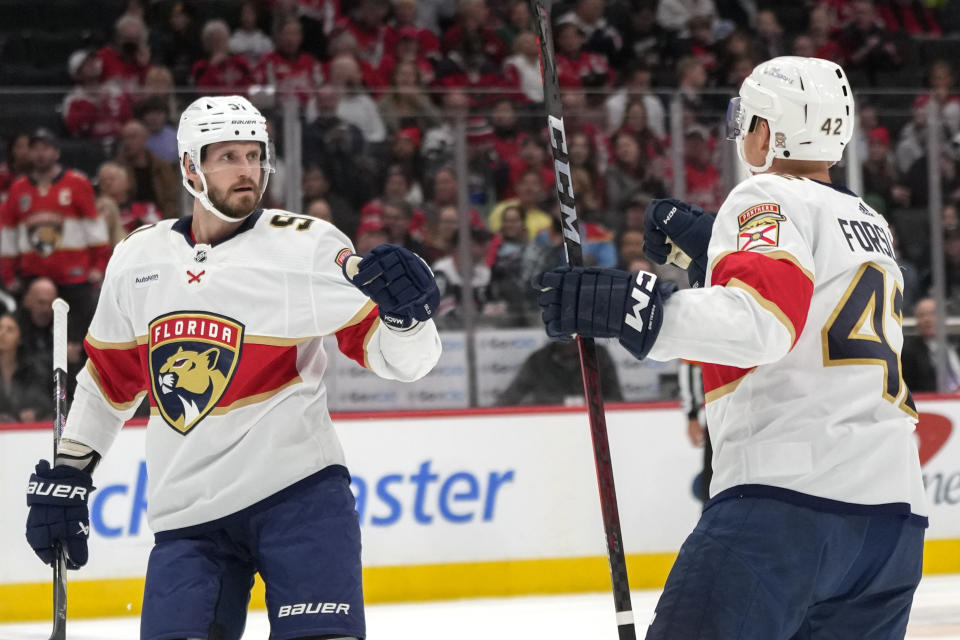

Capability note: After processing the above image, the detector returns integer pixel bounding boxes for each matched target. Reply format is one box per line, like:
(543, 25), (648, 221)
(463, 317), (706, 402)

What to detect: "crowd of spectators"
(1, 0), (960, 414)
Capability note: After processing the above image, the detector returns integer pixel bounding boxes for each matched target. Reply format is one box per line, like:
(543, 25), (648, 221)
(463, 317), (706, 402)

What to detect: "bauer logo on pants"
(148, 312), (245, 435)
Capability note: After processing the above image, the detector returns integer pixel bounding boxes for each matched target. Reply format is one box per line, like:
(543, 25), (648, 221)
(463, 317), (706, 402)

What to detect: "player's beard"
(207, 177), (262, 220)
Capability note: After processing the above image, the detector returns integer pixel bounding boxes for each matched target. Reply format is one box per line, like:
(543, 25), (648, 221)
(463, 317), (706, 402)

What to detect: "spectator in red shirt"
(677, 125), (723, 212)
(555, 22), (615, 96)
(191, 19), (254, 93)
(256, 18), (326, 107)
(0, 129), (110, 344)
(324, 26), (386, 88)
(97, 15), (152, 94)
(489, 97), (527, 167)
(386, 0), (441, 59)
(804, 4), (845, 63)
(339, 0), (391, 69)
(378, 25), (437, 89)
(62, 49), (134, 143)
(0, 134), (31, 204)
(96, 161), (162, 234)
(440, 0), (508, 84)
(503, 135), (555, 200)
(838, 0), (902, 83)
(681, 15), (719, 75)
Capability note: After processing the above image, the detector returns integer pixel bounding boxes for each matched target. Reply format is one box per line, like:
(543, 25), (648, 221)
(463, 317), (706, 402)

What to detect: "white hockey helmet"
(177, 95), (275, 222)
(725, 56), (855, 172)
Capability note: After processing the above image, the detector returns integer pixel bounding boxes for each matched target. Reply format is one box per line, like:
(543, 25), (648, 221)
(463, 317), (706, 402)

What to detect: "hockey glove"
(643, 198), (715, 288)
(25, 460), (95, 569)
(342, 244), (440, 330)
(536, 266), (676, 360)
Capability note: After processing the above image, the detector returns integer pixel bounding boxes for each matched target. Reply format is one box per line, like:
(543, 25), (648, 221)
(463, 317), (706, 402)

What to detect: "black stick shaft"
(49, 298), (69, 640)
(528, 1), (636, 637)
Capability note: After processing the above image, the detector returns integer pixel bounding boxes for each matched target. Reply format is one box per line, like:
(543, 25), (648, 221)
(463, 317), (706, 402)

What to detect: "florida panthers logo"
(737, 203), (786, 252)
(25, 211), (65, 257)
(149, 312), (244, 434)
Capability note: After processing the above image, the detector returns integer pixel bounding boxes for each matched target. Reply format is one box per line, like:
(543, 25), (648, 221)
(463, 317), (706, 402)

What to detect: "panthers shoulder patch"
(148, 312), (245, 435)
(737, 203), (786, 252)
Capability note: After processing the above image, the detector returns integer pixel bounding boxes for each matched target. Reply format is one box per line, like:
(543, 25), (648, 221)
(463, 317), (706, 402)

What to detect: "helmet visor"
(200, 142), (274, 175)
(725, 97), (744, 141)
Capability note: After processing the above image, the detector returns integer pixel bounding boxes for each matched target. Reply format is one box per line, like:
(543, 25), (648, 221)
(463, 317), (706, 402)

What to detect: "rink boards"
(2, 399), (960, 622)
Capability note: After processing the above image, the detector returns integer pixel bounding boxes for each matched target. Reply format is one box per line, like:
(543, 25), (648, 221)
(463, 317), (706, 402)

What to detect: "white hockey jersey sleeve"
(62, 241), (147, 457)
(648, 174), (816, 367)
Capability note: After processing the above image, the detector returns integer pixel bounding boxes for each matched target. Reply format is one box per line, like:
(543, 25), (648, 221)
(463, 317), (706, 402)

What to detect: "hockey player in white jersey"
(537, 57), (926, 639)
(24, 95), (442, 640)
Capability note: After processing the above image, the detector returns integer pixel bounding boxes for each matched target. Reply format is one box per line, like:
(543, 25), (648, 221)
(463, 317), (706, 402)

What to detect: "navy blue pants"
(646, 496), (924, 640)
(140, 469), (364, 640)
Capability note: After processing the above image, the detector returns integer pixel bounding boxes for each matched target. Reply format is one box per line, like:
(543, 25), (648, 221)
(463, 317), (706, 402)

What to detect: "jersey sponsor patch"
(148, 312), (245, 435)
(737, 202), (785, 251)
(335, 247), (351, 267)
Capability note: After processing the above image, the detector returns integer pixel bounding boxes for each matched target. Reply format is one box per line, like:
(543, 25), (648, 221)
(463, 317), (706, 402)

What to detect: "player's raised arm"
(338, 243), (442, 381)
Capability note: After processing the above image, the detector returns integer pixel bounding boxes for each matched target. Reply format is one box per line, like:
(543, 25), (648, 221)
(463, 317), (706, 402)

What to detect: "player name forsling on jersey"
(647, 173), (927, 519)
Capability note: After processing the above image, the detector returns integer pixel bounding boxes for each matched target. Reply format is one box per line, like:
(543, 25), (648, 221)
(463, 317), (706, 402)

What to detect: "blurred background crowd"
(1, 0), (959, 417)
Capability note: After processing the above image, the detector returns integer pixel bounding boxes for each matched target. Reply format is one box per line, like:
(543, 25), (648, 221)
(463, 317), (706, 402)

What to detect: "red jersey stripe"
(336, 306), (380, 369)
(216, 342), (301, 407)
(703, 363), (754, 402)
(712, 251), (814, 349)
(84, 339), (148, 408)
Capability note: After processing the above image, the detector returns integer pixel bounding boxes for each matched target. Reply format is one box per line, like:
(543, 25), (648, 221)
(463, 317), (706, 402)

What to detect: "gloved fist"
(25, 460), (95, 570)
(536, 266), (676, 360)
(644, 198), (715, 288)
(342, 244), (440, 330)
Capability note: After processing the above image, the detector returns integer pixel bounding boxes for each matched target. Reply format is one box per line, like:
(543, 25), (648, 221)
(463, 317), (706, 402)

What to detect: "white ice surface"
(2, 574), (959, 639)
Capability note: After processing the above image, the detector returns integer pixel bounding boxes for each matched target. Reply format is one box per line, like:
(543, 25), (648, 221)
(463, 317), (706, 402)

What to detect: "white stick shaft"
(52, 298), (70, 372)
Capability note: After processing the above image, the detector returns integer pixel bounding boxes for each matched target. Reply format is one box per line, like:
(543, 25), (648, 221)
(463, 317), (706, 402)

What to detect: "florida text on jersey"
(62, 209), (442, 534)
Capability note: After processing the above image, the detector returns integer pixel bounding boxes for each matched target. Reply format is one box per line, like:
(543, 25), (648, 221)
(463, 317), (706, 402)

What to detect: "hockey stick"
(49, 298), (70, 640)
(527, 1), (636, 638)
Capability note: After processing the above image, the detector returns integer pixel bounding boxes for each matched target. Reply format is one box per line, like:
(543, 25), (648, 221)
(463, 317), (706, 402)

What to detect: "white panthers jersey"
(649, 173), (927, 520)
(62, 210), (442, 534)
